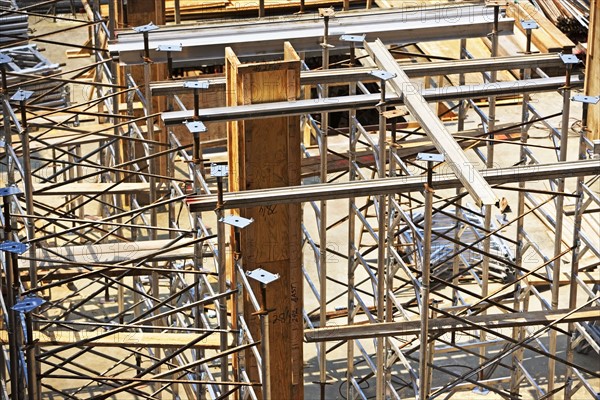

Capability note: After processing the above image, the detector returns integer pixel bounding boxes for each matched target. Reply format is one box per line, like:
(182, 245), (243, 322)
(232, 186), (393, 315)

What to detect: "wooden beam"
(113, 0), (168, 176)
(305, 308), (600, 341)
(300, 124), (521, 178)
(365, 39), (496, 205)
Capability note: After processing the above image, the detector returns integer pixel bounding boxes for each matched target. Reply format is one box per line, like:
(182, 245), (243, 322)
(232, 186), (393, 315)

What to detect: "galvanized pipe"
(3, 195), (23, 399)
(478, 7), (499, 389)
(564, 95), (590, 400)
(548, 62), (573, 398)
(510, 23), (535, 396)
(216, 176), (229, 395)
(318, 12), (331, 400)
(419, 162), (434, 400)
(174, 0), (181, 24)
(346, 72), (357, 400)
(375, 77), (387, 400)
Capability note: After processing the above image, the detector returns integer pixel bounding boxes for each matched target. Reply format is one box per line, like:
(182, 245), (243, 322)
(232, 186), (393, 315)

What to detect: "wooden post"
(586, 0), (599, 146)
(114, 0), (168, 175)
(116, 0), (166, 101)
(226, 42), (303, 400)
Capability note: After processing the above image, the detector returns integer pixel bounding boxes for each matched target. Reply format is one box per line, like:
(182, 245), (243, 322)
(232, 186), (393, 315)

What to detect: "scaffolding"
(0, 0), (599, 399)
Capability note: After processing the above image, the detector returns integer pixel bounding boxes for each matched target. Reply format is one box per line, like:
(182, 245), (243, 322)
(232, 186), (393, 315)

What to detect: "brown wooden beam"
(0, 331), (221, 349)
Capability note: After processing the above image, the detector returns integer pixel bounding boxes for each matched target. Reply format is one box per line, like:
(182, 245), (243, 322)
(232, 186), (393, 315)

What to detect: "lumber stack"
(163, 0), (365, 21)
(507, 2), (575, 52)
(524, 0), (590, 43)
(534, 0), (590, 24)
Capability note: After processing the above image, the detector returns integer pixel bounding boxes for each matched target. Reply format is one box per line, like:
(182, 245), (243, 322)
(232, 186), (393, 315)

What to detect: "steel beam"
(162, 76), (582, 125)
(149, 53), (565, 96)
(109, 5), (514, 66)
(186, 159), (600, 211)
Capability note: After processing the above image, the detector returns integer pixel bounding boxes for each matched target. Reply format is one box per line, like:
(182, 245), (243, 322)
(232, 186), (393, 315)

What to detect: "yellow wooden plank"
(0, 330), (220, 349)
(507, 3), (574, 52)
(26, 239), (198, 268)
(305, 308), (600, 341)
(33, 182), (157, 195)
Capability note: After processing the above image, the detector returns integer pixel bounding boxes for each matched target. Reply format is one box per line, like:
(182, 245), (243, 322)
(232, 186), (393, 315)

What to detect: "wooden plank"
(506, 3), (573, 53)
(24, 239), (198, 269)
(469, 33), (536, 78)
(226, 42), (303, 400)
(419, 40), (516, 84)
(20, 265), (214, 282)
(112, 0), (168, 174)
(194, 125), (521, 178)
(33, 182), (160, 195)
(305, 308), (600, 341)
(514, 3), (574, 50)
(364, 39), (497, 205)
(26, 113), (95, 126)
(0, 123), (162, 156)
(30, 120), (161, 135)
(1, 133), (107, 155)
(0, 330), (220, 349)
(527, 192), (600, 259)
(527, 279), (600, 286)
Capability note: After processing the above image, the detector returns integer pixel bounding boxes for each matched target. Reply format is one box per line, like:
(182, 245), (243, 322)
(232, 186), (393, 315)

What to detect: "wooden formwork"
(226, 42), (304, 400)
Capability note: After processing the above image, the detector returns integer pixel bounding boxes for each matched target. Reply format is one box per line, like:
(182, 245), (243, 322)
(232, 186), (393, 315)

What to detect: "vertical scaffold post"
(416, 153), (444, 400)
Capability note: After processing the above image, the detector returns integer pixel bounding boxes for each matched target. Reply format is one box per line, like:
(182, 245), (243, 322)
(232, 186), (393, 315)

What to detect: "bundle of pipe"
(14, 0), (93, 14)
(0, 44), (68, 108)
(0, 0), (29, 46)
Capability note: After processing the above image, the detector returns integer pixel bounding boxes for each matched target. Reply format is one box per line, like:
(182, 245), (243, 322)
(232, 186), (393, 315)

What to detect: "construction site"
(0, 0), (599, 399)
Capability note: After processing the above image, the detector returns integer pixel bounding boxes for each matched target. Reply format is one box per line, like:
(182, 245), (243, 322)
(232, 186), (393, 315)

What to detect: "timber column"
(226, 43), (303, 400)
(110, 0), (166, 101)
(586, 0), (599, 150)
(110, 0), (168, 173)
